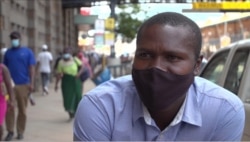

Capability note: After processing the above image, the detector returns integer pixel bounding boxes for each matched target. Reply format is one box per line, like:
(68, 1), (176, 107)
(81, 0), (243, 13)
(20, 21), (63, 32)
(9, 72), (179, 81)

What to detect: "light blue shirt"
(73, 75), (245, 141)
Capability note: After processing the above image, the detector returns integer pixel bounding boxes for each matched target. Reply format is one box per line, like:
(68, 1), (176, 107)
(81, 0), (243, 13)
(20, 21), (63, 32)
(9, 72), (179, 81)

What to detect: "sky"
(89, 3), (225, 55)
(90, 3), (224, 26)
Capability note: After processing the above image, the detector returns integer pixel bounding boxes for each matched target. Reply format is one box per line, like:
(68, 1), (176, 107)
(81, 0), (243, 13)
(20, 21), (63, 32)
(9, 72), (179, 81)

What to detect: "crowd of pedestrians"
(0, 31), (111, 141)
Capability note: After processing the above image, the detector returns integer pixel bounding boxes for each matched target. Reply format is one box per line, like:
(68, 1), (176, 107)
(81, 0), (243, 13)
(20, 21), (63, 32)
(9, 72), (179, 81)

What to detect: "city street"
(3, 79), (96, 142)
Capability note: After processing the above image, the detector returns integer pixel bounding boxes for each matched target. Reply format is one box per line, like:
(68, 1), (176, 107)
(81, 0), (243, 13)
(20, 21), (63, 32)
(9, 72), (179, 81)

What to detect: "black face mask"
(132, 68), (194, 111)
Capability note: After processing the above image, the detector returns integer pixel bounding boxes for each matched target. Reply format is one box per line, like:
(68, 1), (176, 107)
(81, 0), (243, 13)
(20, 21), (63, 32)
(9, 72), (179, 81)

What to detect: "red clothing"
(77, 52), (93, 77)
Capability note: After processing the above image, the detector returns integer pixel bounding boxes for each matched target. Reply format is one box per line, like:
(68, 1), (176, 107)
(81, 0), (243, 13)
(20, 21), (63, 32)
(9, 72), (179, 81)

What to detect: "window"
(200, 50), (230, 84)
(224, 48), (249, 95)
(10, 0), (14, 8)
(16, 3), (20, 11)
(21, 26), (25, 34)
(11, 22), (16, 30)
(21, 7), (26, 14)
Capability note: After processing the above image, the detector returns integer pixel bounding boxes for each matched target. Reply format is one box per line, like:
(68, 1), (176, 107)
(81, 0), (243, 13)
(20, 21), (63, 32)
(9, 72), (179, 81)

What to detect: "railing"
(108, 61), (132, 78)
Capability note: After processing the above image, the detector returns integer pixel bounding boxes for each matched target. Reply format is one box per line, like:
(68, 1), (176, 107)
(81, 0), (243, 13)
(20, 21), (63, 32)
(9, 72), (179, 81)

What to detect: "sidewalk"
(5, 79), (96, 142)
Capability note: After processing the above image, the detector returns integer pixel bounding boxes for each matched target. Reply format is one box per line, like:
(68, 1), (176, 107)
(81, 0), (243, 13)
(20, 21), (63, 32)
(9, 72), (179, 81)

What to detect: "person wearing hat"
(36, 44), (53, 96)
(3, 31), (36, 141)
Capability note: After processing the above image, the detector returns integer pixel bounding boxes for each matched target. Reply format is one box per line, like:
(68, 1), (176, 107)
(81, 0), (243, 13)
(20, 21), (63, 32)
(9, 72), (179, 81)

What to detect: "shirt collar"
(182, 82), (202, 127)
(141, 95), (187, 126)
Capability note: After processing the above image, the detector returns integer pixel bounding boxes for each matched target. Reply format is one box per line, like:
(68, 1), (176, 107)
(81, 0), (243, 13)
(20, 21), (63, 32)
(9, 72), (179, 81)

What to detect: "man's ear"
(194, 55), (203, 76)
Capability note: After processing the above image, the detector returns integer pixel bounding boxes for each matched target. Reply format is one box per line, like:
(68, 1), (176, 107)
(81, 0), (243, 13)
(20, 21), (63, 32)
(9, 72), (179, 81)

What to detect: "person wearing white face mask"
(11, 39), (19, 48)
(54, 47), (85, 120)
(3, 31), (36, 141)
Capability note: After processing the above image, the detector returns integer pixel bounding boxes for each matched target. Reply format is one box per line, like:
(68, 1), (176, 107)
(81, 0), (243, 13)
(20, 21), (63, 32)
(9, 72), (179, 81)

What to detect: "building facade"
(200, 14), (250, 58)
(0, 0), (77, 57)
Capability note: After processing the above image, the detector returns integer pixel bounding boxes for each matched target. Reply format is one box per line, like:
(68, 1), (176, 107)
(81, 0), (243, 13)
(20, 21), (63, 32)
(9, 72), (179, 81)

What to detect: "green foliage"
(116, 4), (143, 42)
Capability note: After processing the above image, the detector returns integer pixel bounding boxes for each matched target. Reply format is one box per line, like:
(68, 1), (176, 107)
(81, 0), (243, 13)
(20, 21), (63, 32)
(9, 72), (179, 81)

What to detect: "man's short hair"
(9, 31), (21, 39)
(136, 12), (202, 59)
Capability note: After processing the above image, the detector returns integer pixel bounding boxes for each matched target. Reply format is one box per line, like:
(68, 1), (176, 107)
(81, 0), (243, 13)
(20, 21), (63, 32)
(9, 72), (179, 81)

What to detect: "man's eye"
(138, 52), (151, 58)
(166, 55), (180, 61)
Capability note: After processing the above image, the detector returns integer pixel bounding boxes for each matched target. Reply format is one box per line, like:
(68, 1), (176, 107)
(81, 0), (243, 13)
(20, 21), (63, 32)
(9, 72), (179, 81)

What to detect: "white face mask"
(11, 39), (20, 48)
(63, 53), (71, 59)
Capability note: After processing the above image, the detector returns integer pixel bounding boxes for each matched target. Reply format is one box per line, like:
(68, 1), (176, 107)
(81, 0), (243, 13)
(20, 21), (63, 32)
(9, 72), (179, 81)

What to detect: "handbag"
(92, 67), (111, 85)
(79, 67), (90, 82)
(74, 57), (90, 82)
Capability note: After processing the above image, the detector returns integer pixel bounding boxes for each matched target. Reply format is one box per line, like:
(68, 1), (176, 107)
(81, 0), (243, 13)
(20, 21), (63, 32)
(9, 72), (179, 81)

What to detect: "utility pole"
(109, 0), (117, 58)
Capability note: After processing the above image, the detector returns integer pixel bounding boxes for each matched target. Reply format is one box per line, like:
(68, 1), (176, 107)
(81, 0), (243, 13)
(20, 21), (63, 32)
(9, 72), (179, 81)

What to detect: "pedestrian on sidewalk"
(74, 50), (92, 90)
(76, 51), (92, 78)
(91, 54), (112, 86)
(54, 47), (84, 120)
(3, 31), (36, 141)
(53, 51), (62, 77)
(36, 44), (53, 95)
(0, 63), (15, 141)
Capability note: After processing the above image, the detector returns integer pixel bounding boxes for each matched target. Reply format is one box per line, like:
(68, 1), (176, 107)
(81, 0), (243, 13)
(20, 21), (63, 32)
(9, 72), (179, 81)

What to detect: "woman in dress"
(54, 47), (84, 119)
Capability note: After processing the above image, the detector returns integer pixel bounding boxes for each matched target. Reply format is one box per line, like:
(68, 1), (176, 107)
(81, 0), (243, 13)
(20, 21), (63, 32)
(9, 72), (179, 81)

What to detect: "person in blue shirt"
(73, 12), (245, 141)
(3, 31), (36, 141)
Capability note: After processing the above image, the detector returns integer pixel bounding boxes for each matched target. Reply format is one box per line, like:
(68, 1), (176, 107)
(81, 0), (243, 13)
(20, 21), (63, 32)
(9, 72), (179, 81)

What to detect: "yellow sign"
(193, 2), (221, 10)
(222, 2), (250, 10)
(193, 2), (250, 10)
(105, 32), (115, 45)
(105, 18), (115, 30)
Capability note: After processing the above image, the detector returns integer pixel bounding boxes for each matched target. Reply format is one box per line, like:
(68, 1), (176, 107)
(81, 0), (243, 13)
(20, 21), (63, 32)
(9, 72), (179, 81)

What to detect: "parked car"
(199, 39), (250, 141)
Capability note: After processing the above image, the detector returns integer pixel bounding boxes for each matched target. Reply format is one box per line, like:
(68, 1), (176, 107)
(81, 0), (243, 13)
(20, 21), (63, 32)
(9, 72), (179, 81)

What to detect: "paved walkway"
(3, 79), (96, 142)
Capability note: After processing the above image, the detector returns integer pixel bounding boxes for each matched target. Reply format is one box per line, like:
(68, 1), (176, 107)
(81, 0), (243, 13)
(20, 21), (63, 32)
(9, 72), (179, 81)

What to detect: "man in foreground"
(73, 12), (245, 141)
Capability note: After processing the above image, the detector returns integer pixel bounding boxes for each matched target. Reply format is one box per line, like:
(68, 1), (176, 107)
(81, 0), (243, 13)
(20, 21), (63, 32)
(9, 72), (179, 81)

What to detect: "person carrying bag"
(74, 58), (90, 83)
(92, 55), (112, 86)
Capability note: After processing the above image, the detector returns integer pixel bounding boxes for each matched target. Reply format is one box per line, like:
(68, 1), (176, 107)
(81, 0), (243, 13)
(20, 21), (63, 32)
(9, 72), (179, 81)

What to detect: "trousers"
(5, 84), (29, 134)
(40, 72), (50, 88)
